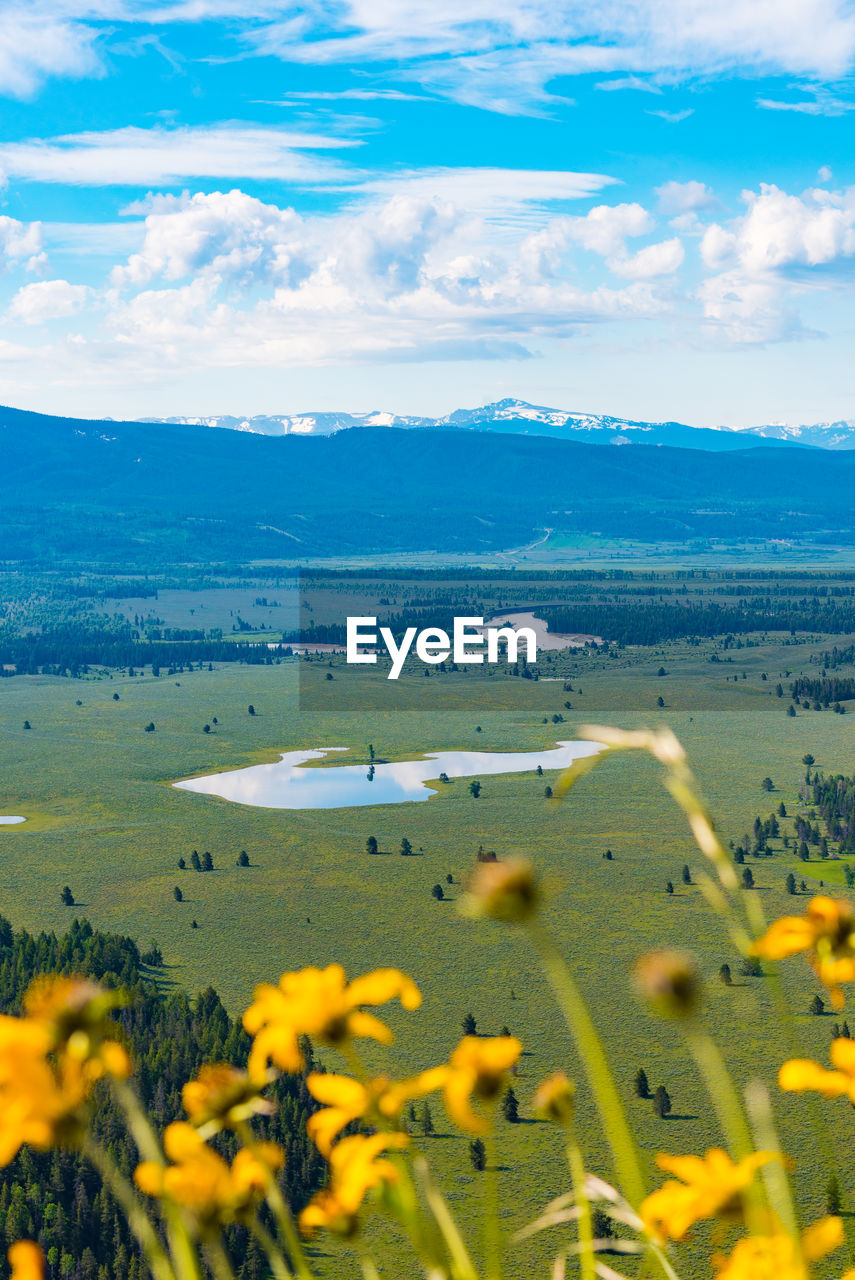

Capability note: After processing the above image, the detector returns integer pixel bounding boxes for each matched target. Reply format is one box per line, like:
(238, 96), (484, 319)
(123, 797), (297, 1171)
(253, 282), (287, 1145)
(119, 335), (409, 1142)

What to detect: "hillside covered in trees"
(0, 919), (324, 1280)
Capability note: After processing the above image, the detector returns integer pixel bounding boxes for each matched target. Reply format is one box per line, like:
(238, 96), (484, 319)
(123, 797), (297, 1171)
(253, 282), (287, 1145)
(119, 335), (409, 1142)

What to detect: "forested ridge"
(0, 919), (324, 1280)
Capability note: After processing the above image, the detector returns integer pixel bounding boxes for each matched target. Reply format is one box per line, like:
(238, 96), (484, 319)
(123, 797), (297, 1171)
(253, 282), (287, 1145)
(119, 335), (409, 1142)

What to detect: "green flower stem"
(685, 1027), (753, 1159)
(565, 1131), (595, 1280)
(204, 1237), (237, 1280)
(82, 1136), (177, 1280)
(527, 921), (646, 1209)
(413, 1156), (478, 1280)
(248, 1218), (295, 1280)
(112, 1078), (202, 1280)
(483, 1124), (502, 1280)
(235, 1120), (313, 1280)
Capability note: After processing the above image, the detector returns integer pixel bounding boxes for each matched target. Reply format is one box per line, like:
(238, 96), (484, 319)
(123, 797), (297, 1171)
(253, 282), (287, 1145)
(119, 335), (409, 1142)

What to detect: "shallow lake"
(173, 740), (603, 811)
(0, 816), (25, 826)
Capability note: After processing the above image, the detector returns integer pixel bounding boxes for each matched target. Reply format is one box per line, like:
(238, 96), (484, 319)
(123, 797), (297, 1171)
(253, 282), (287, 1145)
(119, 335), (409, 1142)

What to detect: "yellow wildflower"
(0, 1012), (121, 1165)
(306, 1067), (446, 1155)
(243, 965), (421, 1078)
(299, 1133), (408, 1237)
(438, 1035), (522, 1133)
(182, 1063), (273, 1133)
(135, 1121), (283, 1226)
(641, 1148), (778, 1242)
(713, 1215), (843, 1280)
(8, 1242), (43, 1280)
(779, 1038), (855, 1101)
(753, 896), (855, 1009)
(24, 976), (131, 1077)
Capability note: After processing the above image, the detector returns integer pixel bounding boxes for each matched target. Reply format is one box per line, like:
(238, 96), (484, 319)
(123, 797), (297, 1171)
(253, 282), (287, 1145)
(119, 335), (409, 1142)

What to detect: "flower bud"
(532, 1072), (575, 1126)
(462, 858), (539, 923)
(634, 949), (699, 1019)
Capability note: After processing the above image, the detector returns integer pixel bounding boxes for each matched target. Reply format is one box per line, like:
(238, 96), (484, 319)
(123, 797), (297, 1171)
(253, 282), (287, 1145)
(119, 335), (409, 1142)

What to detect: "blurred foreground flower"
(779, 1038), (855, 1101)
(8, 1242), (43, 1280)
(753, 896), (855, 1010)
(461, 857), (539, 923)
(182, 1063), (273, 1134)
(0, 978), (130, 1166)
(306, 1067), (446, 1155)
(439, 1035), (522, 1133)
(243, 964), (421, 1077)
(714, 1214), (845, 1279)
(641, 1148), (777, 1241)
(299, 1133), (409, 1237)
(634, 949), (700, 1019)
(135, 1122), (283, 1228)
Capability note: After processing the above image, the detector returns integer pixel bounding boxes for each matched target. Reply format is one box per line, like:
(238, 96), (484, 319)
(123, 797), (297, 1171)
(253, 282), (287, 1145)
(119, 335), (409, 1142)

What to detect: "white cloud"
(656, 179), (717, 214)
(595, 75), (661, 93)
(111, 189), (309, 286)
(347, 167), (618, 225)
(249, 0), (855, 114)
(0, 215), (44, 265)
(0, 9), (101, 98)
(697, 181), (855, 342)
(8, 279), (89, 323)
(646, 108), (694, 122)
(704, 183), (855, 273)
(757, 87), (855, 115)
(562, 202), (653, 255)
(611, 236), (684, 277)
(0, 124), (358, 187)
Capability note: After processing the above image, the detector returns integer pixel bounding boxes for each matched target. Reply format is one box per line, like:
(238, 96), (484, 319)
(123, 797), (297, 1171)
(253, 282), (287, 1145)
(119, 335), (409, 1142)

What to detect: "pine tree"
(682, 865), (691, 884)
(60, 886), (74, 906)
(785, 872), (797, 895)
(173, 886), (183, 902)
(420, 1102), (435, 1137)
(666, 881), (674, 894)
(462, 1012), (477, 1035)
(634, 1067), (650, 1098)
(191, 851), (202, 871)
(502, 1087), (520, 1123)
(469, 1138), (486, 1171)
(810, 994), (825, 1016)
(202, 852), (213, 871)
(400, 838), (413, 856)
(719, 963), (733, 986)
(653, 1085), (672, 1118)
(827, 1174), (842, 1214)
(237, 851), (250, 867)
(366, 836), (379, 855)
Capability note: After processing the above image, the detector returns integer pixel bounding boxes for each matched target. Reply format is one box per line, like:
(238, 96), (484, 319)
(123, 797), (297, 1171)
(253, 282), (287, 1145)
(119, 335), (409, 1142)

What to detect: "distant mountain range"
(145, 398), (855, 451)
(4, 400), (855, 563)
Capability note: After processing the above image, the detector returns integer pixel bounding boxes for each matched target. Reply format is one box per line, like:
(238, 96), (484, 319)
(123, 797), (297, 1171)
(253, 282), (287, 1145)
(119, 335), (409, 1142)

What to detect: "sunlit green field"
(2, 639), (855, 1276)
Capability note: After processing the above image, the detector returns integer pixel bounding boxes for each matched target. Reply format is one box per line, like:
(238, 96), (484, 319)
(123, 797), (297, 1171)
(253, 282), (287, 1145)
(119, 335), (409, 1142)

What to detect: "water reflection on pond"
(173, 741), (603, 811)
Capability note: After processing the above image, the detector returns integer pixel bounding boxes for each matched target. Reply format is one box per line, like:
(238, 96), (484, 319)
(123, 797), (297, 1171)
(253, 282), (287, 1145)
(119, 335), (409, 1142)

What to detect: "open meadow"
(3, 616), (855, 1275)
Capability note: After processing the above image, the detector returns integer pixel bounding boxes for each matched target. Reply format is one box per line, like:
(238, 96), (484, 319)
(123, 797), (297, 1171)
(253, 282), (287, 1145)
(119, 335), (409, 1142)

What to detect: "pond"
(0, 816), (26, 826)
(173, 740), (603, 811)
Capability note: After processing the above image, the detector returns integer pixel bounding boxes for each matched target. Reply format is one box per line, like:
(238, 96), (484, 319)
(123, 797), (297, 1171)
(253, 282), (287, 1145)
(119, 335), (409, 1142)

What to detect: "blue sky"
(1, 2), (855, 425)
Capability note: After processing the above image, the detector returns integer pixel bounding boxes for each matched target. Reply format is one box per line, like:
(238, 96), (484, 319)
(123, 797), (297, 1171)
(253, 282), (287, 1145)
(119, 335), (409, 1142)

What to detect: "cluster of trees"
(0, 917), (325, 1280)
(177, 851), (215, 872)
(804, 769), (855, 854)
(0, 623), (290, 678)
(633, 1069), (672, 1118)
(790, 676), (855, 708)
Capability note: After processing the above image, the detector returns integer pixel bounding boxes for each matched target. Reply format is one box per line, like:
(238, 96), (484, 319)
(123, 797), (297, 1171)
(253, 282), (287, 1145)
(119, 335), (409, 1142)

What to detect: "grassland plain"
(2, 640), (855, 1277)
